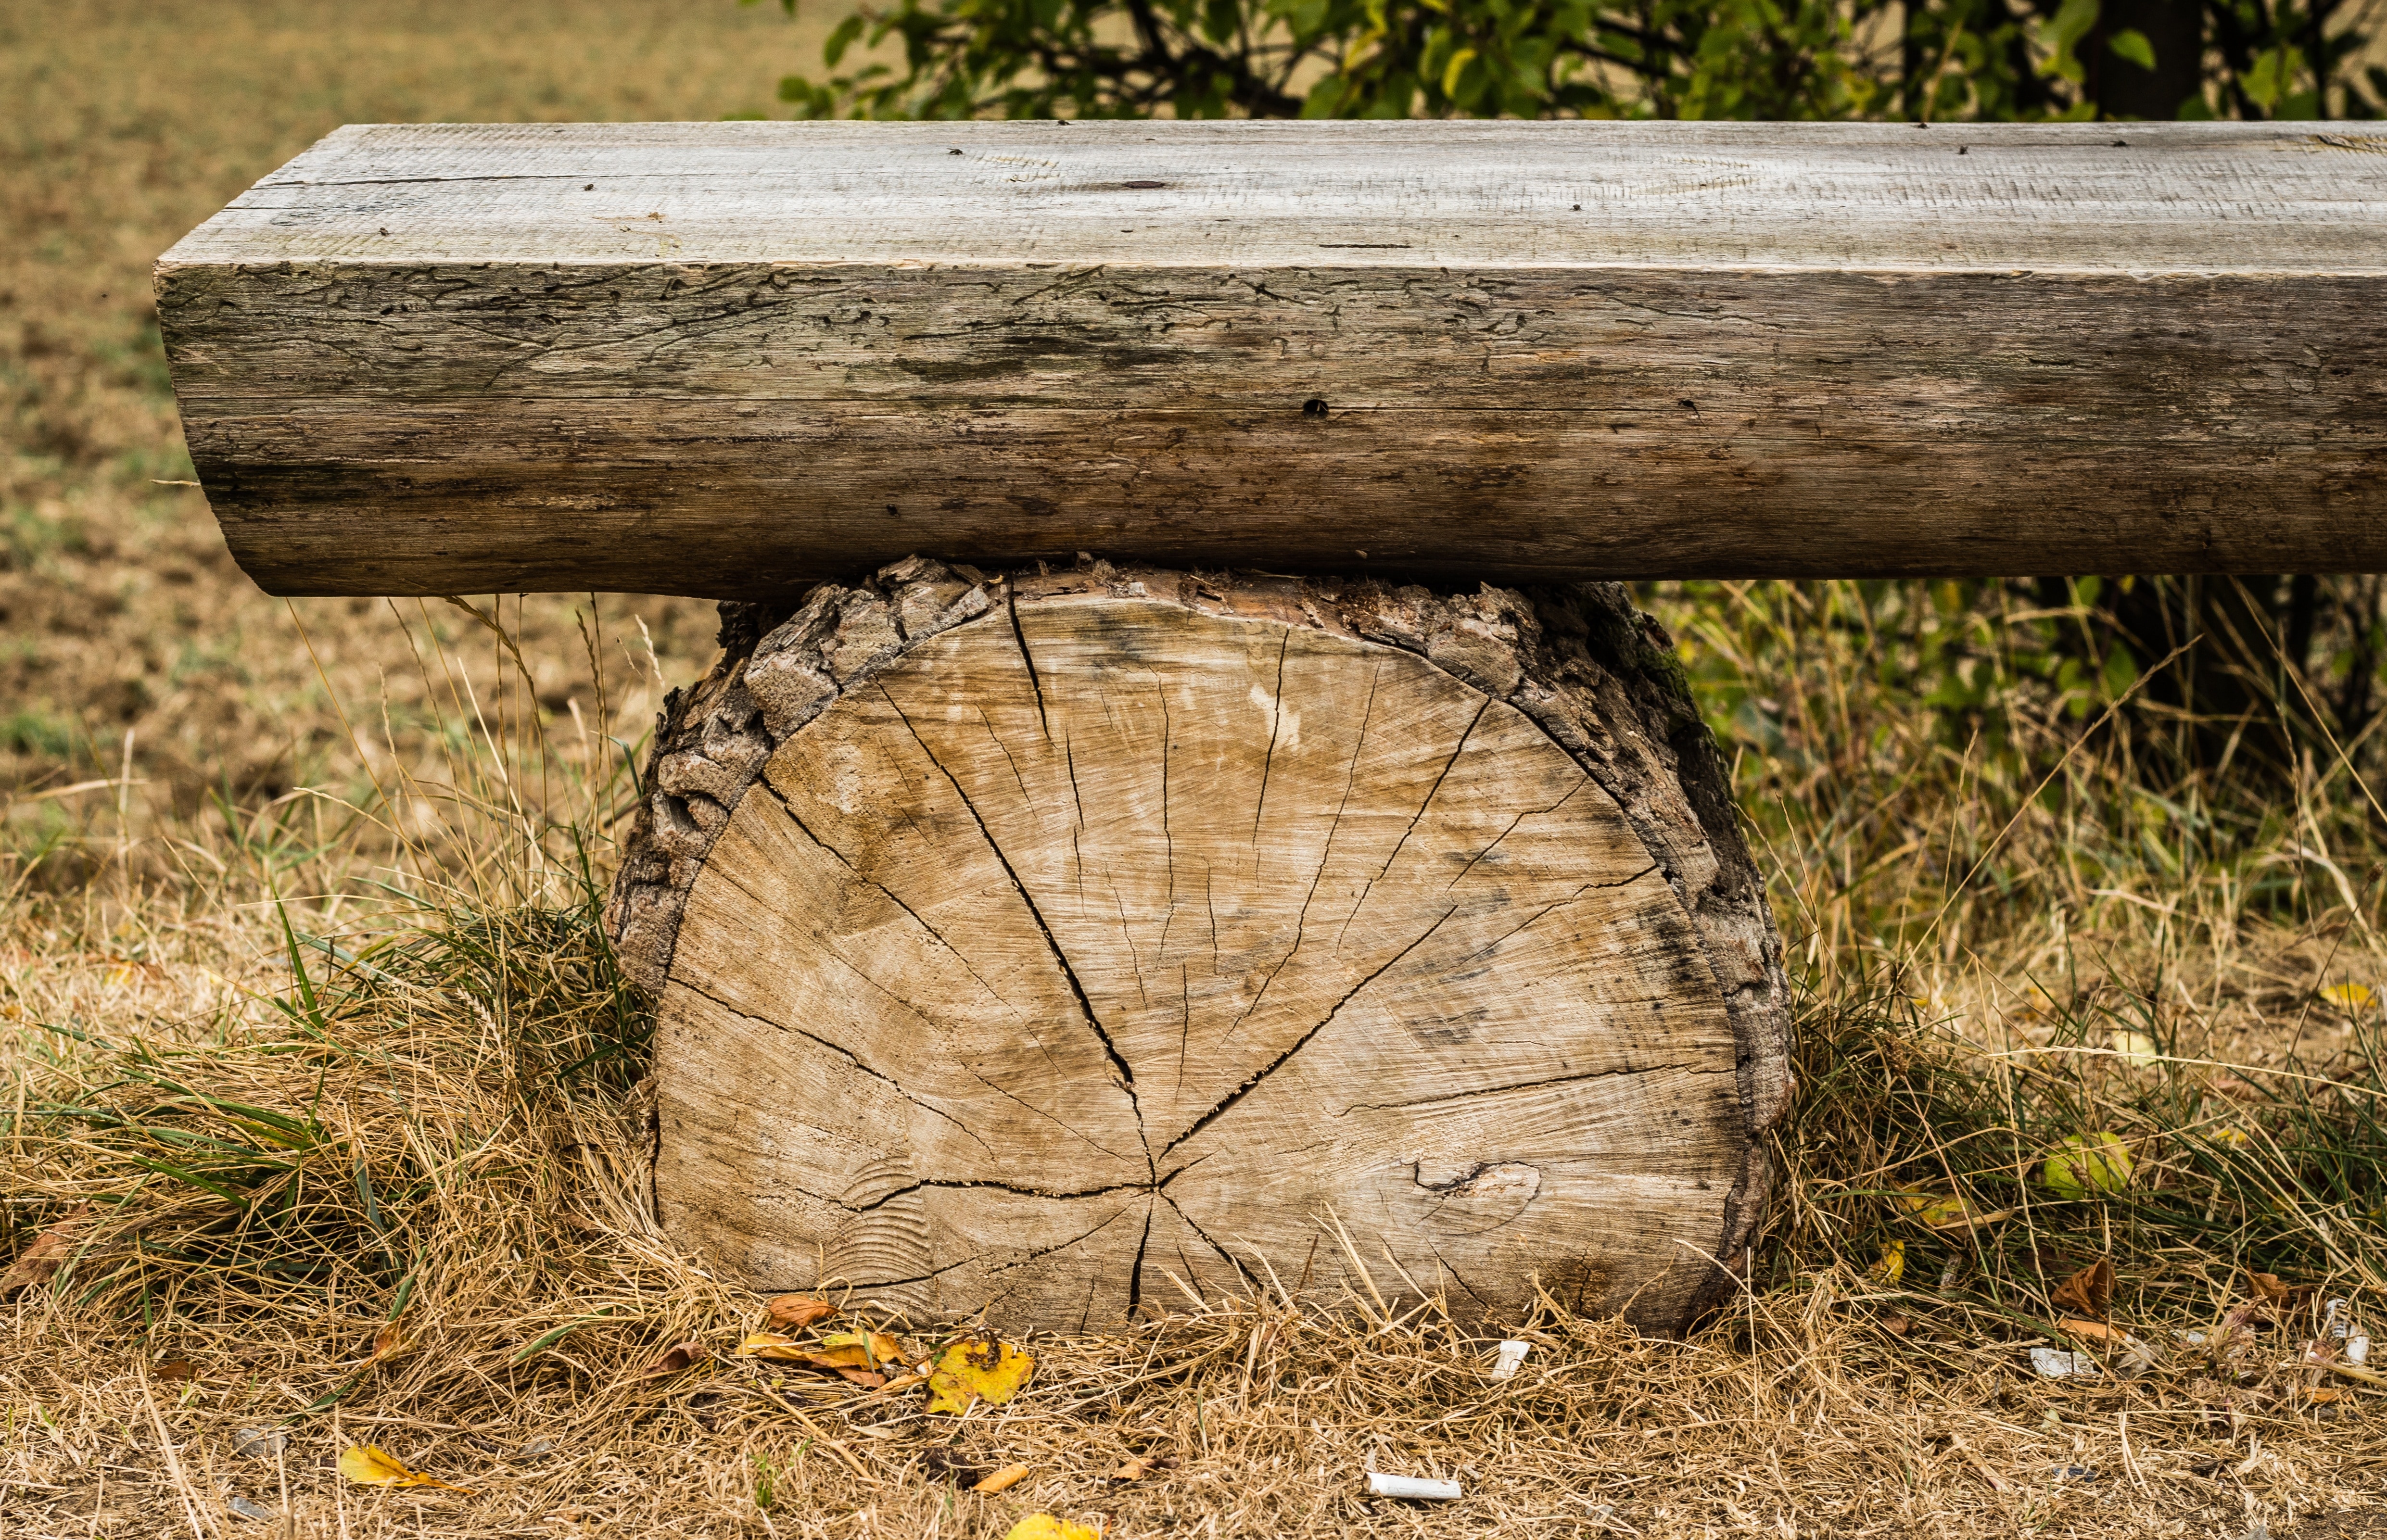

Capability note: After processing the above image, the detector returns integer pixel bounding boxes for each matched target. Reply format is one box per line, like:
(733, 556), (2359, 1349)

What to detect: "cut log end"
(609, 558), (1790, 1335)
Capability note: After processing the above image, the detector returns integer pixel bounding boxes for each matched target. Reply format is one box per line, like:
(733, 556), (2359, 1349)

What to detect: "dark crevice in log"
(1006, 589), (1053, 739)
(811, 1175), (1159, 1215)
(1126, 1202), (1154, 1320)
(1251, 629), (1291, 845)
(1428, 1244), (1494, 1309)
(1163, 1194), (1254, 1290)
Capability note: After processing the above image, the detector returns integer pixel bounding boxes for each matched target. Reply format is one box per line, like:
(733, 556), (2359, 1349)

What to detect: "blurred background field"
(5, 1), (2387, 1536)
(0, 0), (850, 830)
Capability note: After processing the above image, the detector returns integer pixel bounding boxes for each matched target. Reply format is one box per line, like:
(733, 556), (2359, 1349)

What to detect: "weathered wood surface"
(156, 121), (2387, 597)
(612, 558), (1790, 1332)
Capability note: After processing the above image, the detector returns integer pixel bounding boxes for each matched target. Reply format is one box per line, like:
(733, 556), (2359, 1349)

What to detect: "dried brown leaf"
(2049, 1257), (2113, 1321)
(0, 1203), (93, 1294)
(764, 1294), (837, 1332)
(738, 1332), (880, 1382)
(641, 1340), (707, 1378)
(1109, 1455), (1179, 1483)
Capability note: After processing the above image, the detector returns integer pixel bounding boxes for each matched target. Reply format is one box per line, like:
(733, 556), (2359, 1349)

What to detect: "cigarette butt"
(1367, 1472), (1461, 1500)
(1490, 1340), (1530, 1380)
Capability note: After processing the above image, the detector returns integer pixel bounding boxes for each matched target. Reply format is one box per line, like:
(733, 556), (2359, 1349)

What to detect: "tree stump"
(609, 559), (1790, 1334)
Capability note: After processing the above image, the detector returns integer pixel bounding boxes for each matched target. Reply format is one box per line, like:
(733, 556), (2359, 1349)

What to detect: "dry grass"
(5, 595), (2382, 1540)
(8, 3), (2387, 1536)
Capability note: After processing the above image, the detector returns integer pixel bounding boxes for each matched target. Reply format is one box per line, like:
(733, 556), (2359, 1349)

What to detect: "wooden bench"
(157, 121), (2387, 1333)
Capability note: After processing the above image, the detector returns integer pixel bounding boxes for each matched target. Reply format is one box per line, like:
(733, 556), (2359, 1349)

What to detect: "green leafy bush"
(760, 0), (2384, 123)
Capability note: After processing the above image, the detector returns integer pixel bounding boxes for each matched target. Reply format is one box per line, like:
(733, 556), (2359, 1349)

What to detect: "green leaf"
(1439, 46), (1477, 100)
(2107, 27), (2156, 71)
(824, 14), (866, 68)
(2101, 644), (2139, 699)
(2244, 44), (2306, 112)
(2037, 0), (2099, 85)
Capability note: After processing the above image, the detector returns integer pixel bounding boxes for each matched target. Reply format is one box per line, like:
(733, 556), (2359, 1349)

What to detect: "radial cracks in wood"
(736, 779), (1145, 1163)
(1163, 1192), (1251, 1281)
(1218, 660), (1391, 1054)
(756, 775), (1016, 1011)
(1444, 778), (1591, 892)
(1161, 903), (1463, 1161)
(672, 875), (1137, 1163)
(815, 1173), (1157, 1214)
(1445, 862), (1662, 975)
(831, 1204), (1143, 1293)
(1337, 1058), (1717, 1118)
(1328, 692), (1494, 957)
(670, 976), (997, 1159)
(878, 682), (1157, 1182)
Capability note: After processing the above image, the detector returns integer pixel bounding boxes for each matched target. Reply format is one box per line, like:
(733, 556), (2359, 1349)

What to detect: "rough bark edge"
(605, 556), (1792, 1328)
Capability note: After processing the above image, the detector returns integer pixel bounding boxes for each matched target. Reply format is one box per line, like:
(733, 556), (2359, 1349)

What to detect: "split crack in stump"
(642, 566), (1787, 1332)
(881, 681), (1155, 1183)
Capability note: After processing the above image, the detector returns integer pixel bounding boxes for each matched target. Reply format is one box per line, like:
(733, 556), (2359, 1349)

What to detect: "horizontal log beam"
(156, 121), (2387, 596)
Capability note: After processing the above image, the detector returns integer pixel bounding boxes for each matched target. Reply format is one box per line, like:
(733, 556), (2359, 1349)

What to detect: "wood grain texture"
(617, 558), (1790, 1333)
(154, 121), (2387, 595)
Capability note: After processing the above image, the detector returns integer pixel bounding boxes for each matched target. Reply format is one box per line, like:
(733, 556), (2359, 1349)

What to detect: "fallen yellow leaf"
(1896, 1191), (2011, 1232)
(2322, 984), (2374, 1011)
(1003, 1517), (1097, 1540)
(1868, 1241), (1905, 1286)
(740, 1331), (885, 1385)
(337, 1445), (475, 1494)
(809, 1342), (873, 1369)
(821, 1329), (909, 1369)
(972, 1464), (1031, 1494)
(926, 1335), (1035, 1415)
